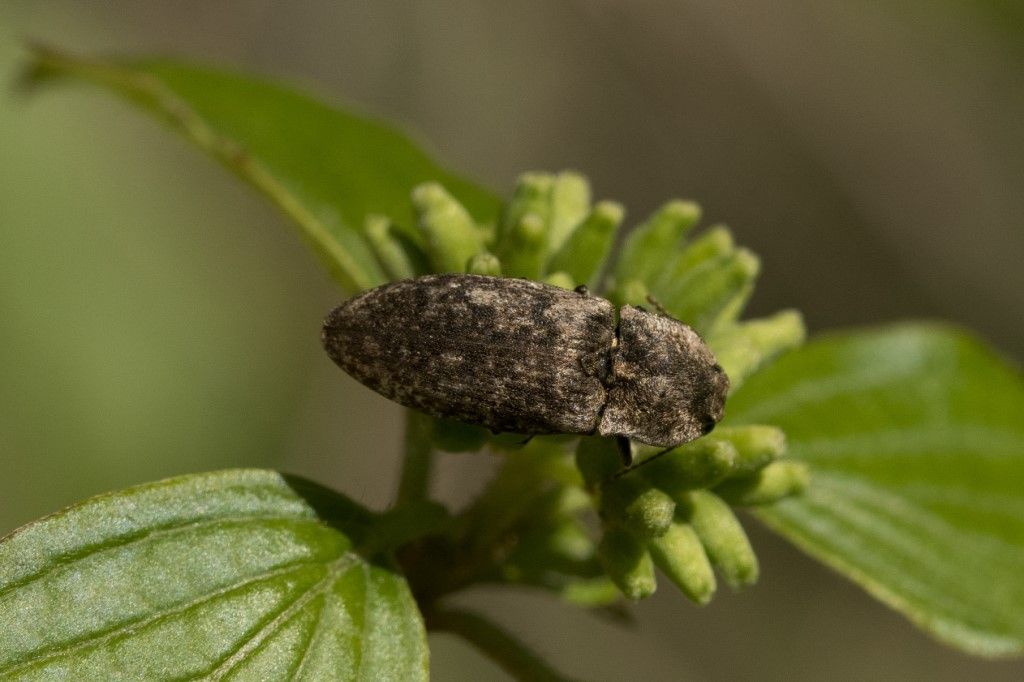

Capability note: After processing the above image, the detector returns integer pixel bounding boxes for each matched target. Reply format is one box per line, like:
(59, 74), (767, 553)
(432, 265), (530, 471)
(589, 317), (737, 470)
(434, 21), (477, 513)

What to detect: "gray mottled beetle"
(321, 274), (729, 464)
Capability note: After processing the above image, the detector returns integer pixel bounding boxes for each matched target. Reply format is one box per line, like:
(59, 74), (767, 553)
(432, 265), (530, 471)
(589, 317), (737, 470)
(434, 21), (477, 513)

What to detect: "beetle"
(321, 274), (729, 465)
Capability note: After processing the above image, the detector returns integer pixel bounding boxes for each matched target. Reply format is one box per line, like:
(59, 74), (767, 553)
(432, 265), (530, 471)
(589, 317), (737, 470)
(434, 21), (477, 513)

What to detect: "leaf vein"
(0, 558), (325, 676)
(205, 556), (358, 680)
(289, 593), (329, 681)
(0, 514), (321, 601)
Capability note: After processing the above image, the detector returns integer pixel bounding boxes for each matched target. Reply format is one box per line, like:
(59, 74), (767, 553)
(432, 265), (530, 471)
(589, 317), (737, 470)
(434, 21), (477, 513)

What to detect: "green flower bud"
(562, 576), (622, 607)
(499, 172), (554, 246)
(598, 527), (657, 600)
(547, 171), (592, 253)
(709, 425), (786, 479)
(503, 515), (596, 585)
(647, 521), (716, 604)
(412, 182), (486, 273)
(708, 281), (756, 334)
(616, 200), (702, 286)
(639, 439), (738, 493)
(535, 485), (590, 520)
(681, 490), (758, 588)
(709, 310), (806, 388)
(466, 251), (503, 277)
(715, 461), (810, 506)
(498, 213), (548, 279)
(363, 214), (423, 280)
(664, 248), (760, 333)
(547, 200), (624, 290)
(546, 519), (596, 562)
(602, 476), (676, 538)
(701, 248), (763, 333)
(669, 225), (734, 276)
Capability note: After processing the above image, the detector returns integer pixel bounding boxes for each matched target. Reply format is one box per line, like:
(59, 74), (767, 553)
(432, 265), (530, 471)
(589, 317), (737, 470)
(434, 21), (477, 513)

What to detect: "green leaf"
(25, 46), (501, 293)
(0, 470), (428, 680)
(726, 324), (1024, 657)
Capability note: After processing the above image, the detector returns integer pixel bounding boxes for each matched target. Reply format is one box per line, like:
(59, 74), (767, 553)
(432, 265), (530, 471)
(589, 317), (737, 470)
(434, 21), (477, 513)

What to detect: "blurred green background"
(1, 2), (1021, 680)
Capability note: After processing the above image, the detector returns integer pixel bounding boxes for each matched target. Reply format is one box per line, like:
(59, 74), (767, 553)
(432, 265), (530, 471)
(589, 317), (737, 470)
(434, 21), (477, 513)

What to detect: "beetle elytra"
(322, 274), (729, 464)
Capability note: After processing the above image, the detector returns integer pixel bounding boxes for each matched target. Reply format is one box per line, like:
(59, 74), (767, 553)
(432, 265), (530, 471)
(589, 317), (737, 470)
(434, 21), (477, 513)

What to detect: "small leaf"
(26, 46), (501, 293)
(727, 324), (1024, 657)
(0, 470), (428, 680)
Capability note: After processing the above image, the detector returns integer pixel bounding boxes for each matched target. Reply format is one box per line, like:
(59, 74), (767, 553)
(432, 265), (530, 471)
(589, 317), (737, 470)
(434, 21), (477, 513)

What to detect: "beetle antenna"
(644, 294), (673, 318)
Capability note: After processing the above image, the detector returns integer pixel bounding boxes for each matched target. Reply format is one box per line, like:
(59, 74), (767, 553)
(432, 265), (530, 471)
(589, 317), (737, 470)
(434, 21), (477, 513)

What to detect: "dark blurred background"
(1, 2), (1021, 680)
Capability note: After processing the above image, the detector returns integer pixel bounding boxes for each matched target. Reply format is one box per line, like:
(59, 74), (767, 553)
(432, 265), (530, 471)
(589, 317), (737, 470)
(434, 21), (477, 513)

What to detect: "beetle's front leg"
(615, 435), (633, 466)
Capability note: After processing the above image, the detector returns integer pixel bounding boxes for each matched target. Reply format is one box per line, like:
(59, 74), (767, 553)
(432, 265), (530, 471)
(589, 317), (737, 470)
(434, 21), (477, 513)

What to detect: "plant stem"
(427, 607), (578, 682)
(396, 410), (435, 505)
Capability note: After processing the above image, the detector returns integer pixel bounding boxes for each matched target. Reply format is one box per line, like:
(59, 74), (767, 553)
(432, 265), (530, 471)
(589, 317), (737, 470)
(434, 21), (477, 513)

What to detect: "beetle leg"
(615, 435), (633, 466)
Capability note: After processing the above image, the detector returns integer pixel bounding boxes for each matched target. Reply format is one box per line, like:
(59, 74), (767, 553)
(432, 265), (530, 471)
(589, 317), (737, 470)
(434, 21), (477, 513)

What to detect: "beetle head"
(598, 306), (730, 447)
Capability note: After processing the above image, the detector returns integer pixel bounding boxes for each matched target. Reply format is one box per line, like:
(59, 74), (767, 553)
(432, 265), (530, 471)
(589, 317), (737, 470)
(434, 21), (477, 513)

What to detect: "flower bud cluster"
(579, 429), (807, 602)
(372, 171), (810, 606)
